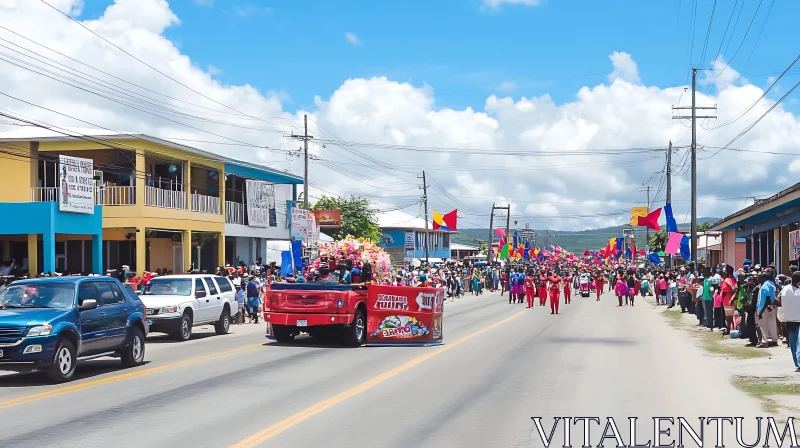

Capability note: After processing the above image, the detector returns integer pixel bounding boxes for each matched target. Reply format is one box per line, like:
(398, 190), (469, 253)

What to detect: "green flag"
(658, 251), (666, 256)
(499, 243), (510, 259)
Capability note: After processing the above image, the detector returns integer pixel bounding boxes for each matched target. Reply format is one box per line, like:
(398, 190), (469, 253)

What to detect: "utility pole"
(488, 204), (510, 264)
(487, 203), (495, 263)
(419, 171), (430, 263)
(666, 141), (673, 268)
(641, 183), (652, 244)
(672, 69), (716, 274)
(289, 114), (313, 209)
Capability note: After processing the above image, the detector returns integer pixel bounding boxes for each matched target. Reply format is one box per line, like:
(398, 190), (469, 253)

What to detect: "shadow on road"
(263, 335), (359, 349)
(549, 336), (637, 345)
(0, 359), (152, 387)
(145, 330), (220, 344)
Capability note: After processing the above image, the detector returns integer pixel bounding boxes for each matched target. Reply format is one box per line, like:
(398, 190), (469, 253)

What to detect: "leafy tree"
(475, 239), (487, 255)
(647, 229), (666, 252)
(312, 195), (382, 242)
(698, 222), (711, 231)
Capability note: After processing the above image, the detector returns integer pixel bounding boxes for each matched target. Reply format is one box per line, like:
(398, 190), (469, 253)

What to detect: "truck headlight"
(160, 306), (179, 314)
(27, 324), (52, 336)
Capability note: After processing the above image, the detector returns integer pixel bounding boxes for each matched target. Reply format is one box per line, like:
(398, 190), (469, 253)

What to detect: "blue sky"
(78, 0), (800, 114)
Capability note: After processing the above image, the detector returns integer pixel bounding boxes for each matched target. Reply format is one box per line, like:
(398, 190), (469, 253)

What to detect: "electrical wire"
(708, 0), (763, 78)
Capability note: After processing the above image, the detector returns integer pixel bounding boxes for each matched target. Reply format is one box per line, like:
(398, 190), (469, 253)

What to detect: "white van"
(140, 274), (237, 341)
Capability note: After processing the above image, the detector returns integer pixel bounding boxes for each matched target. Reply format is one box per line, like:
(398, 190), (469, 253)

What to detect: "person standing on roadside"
(757, 270), (778, 347)
(780, 271), (800, 372)
(246, 275), (261, 324)
(702, 271), (714, 330)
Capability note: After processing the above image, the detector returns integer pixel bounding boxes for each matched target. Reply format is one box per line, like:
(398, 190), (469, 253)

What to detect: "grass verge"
(661, 307), (769, 360)
(731, 376), (800, 414)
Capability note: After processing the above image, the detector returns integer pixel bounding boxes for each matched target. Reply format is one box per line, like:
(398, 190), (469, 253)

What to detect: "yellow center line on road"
(229, 309), (528, 448)
(0, 342), (265, 410)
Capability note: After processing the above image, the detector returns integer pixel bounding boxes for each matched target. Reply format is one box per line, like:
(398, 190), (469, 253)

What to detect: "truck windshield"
(0, 283), (75, 309)
(144, 278), (192, 296)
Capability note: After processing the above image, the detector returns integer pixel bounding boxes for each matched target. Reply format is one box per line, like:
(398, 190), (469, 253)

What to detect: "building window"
(443, 233), (450, 248)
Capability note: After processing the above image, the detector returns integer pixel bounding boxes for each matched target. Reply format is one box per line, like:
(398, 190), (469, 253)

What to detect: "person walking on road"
(595, 271), (605, 301)
(615, 276), (627, 307)
(538, 271), (548, 307)
(548, 271), (561, 315)
(563, 273), (572, 304)
(525, 272), (536, 308)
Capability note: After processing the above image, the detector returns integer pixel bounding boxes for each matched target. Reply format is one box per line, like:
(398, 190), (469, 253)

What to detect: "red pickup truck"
(264, 283), (445, 347)
(263, 283), (368, 346)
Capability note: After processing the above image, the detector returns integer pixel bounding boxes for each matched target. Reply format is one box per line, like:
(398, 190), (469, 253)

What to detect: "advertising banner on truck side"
(366, 285), (444, 346)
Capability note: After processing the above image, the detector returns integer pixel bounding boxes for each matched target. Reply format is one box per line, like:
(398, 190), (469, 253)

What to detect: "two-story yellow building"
(0, 129), (302, 276)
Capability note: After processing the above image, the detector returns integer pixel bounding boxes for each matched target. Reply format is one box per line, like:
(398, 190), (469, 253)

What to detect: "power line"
(743, 0), (776, 67)
(698, 0), (718, 66)
(709, 0), (763, 78)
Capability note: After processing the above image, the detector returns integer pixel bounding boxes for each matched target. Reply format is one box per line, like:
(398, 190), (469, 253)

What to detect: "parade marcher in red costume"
(525, 271), (536, 308)
(548, 271), (561, 314)
(537, 271), (548, 306)
(594, 271), (605, 301)
(563, 273), (572, 304)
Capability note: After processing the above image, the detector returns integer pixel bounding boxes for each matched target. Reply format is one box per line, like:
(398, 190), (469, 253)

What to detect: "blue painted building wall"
(0, 202), (103, 273)
(378, 228), (451, 260)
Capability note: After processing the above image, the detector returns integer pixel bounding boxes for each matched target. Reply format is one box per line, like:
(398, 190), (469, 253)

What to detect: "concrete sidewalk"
(643, 294), (800, 417)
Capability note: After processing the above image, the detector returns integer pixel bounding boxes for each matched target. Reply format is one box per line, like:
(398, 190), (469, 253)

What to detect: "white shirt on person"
(780, 285), (800, 322)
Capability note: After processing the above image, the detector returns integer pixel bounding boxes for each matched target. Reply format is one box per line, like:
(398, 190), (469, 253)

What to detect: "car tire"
(272, 324), (294, 343)
(215, 308), (231, 335)
(121, 327), (146, 367)
(344, 309), (366, 347)
(172, 312), (193, 341)
(46, 338), (77, 383)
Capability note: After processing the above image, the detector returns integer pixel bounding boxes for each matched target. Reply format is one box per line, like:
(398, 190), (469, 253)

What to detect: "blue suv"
(0, 276), (148, 382)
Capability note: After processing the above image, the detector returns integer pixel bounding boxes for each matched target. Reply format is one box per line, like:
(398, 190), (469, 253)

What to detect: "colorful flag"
(636, 208), (662, 231)
(495, 228), (506, 237)
(664, 203), (678, 234)
(499, 243), (510, 259)
(432, 210), (457, 231)
(680, 235), (691, 260)
(615, 238), (623, 252)
(666, 232), (683, 255)
(648, 252), (662, 265)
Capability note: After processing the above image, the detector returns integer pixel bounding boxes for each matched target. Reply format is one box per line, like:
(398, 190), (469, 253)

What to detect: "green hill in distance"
(451, 217), (719, 253)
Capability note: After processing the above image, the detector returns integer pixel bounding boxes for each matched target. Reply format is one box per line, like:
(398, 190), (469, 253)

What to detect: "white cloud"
(482, 0), (539, 9)
(232, 3), (269, 18)
(345, 32), (361, 46)
(0, 1), (799, 231)
(207, 64), (221, 76)
(607, 51), (641, 84)
(498, 80), (516, 92)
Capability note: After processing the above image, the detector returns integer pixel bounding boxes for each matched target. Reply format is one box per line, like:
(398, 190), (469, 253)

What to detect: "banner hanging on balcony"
(58, 155), (94, 214)
(245, 180), (276, 227)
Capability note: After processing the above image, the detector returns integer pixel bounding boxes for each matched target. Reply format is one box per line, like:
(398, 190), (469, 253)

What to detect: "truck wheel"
(345, 309), (366, 347)
(46, 338), (77, 383)
(215, 307), (231, 335)
(272, 324), (294, 343)
(121, 327), (146, 367)
(172, 312), (193, 341)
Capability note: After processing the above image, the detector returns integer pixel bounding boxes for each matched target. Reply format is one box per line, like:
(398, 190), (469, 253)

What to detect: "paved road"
(0, 288), (765, 447)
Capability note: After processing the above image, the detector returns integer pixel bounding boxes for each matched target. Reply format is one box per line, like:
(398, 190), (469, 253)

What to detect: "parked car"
(140, 274), (237, 341)
(0, 276), (148, 383)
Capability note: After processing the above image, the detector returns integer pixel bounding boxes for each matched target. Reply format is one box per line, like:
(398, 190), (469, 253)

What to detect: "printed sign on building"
(404, 232), (415, 250)
(290, 207), (313, 241)
(309, 210), (341, 228)
(245, 180), (275, 227)
(58, 155), (95, 214)
(791, 230), (800, 259)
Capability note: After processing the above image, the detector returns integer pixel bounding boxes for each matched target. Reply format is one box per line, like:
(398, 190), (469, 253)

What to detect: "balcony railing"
(31, 187), (59, 202)
(96, 186), (135, 206)
(226, 201), (245, 224)
(191, 193), (220, 214)
(145, 185), (186, 210)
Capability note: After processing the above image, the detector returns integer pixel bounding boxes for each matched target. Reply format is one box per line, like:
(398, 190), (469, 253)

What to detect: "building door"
(173, 245), (183, 273)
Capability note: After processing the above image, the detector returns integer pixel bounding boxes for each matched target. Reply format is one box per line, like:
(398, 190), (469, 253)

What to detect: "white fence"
(226, 201), (245, 224)
(30, 187), (59, 202)
(191, 193), (220, 214)
(96, 186), (135, 206)
(145, 185), (186, 210)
